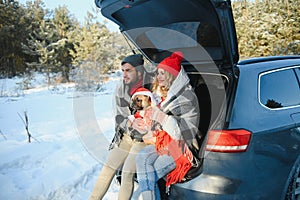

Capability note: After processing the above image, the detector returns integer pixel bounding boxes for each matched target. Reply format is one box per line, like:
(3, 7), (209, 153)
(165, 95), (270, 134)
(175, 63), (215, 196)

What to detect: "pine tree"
(0, 0), (28, 77)
(30, 20), (58, 85)
(233, 0), (300, 58)
(50, 6), (78, 82)
(21, 0), (49, 72)
(69, 11), (112, 90)
(68, 8), (130, 91)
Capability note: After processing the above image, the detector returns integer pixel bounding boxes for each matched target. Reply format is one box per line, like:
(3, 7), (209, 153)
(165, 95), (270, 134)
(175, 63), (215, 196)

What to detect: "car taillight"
(206, 129), (252, 153)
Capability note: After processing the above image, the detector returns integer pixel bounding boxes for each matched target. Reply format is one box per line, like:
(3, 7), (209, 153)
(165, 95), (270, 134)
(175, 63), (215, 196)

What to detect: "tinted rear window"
(146, 22), (220, 48)
(259, 67), (300, 109)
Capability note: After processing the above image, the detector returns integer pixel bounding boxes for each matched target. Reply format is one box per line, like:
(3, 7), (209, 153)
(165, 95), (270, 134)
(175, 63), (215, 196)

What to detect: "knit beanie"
(131, 87), (157, 106)
(157, 51), (183, 77)
(121, 54), (144, 67)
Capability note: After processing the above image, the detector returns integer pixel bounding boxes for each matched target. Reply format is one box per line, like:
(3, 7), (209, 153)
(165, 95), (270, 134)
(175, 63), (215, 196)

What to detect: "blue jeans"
(136, 145), (176, 199)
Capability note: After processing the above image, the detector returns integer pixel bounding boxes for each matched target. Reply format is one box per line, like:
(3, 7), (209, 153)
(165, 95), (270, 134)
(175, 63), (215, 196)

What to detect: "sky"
(17, 0), (119, 32)
(0, 73), (142, 199)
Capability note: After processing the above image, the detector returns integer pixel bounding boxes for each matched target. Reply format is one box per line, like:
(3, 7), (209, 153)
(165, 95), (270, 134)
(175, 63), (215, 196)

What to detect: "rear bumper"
(169, 173), (243, 200)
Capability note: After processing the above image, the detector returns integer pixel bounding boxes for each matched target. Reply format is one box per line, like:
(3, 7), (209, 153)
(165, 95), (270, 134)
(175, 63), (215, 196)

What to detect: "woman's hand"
(145, 106), (167, 125)
(131, 118), (147, 133)
(142, 131), (156, 145)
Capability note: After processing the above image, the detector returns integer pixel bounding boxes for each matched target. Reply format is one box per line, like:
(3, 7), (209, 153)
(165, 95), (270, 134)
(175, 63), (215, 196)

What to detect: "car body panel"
(230, 59), (300, 132)
(170, 59), (300, 199)
(170, 129), (300, 199)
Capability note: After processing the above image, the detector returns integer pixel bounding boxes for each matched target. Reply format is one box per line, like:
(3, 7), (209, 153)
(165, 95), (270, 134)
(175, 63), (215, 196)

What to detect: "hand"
(131, 118), (147, 133)
(145, 106), (167, 124)
(144, 107), (153, 120)
(142, 131), (156, 145)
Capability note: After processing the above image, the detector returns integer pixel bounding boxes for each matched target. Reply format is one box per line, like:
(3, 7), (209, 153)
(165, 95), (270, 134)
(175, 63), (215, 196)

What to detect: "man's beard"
(126, 76), (139, 87)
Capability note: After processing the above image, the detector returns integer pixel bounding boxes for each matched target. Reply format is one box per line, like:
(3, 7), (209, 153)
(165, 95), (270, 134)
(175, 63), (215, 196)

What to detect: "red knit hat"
(157, 51), (183, 77)
(131, 87), (157, 105)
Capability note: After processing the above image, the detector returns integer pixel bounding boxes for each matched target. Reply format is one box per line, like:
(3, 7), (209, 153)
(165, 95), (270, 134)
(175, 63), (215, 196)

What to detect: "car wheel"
(285, 162), (300, 200)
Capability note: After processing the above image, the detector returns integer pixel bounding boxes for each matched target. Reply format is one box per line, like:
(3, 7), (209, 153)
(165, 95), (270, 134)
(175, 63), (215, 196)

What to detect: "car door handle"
(290, 113), (300, 145)
(291, 112), (300, 126)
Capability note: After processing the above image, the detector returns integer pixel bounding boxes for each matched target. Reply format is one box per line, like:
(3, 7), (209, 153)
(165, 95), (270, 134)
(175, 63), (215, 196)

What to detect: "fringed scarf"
(154, 129), (193, 187)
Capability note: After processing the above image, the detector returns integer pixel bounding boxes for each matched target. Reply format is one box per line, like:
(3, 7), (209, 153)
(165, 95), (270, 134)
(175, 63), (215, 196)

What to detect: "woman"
(136, 52), (200, 199)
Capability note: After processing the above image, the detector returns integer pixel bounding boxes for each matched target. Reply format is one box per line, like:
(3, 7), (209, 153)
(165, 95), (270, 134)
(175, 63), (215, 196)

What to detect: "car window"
(134, 21), (223, 63)
(259, 67), (300, 109)
(144, 22), (220, 49)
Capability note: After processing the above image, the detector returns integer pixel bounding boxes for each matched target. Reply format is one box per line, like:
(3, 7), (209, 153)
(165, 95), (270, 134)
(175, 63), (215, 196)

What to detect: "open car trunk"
(95, 0), (239, 134)
(95, 0), (239, 69)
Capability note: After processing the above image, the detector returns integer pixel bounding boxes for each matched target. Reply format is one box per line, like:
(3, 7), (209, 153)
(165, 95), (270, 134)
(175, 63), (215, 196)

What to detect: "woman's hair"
(152, 69), (175, 99)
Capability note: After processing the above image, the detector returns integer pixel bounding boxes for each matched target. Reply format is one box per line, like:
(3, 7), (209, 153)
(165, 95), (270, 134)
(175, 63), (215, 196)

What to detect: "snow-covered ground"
(0, 74), (139, 200)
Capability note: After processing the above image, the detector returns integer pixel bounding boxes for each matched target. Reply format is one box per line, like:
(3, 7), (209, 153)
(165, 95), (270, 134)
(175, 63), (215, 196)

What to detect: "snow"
(0, 73), (139, 200)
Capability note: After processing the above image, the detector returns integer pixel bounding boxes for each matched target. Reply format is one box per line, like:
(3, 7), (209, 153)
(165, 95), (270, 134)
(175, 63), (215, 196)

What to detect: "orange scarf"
(154, 130), (193, 187)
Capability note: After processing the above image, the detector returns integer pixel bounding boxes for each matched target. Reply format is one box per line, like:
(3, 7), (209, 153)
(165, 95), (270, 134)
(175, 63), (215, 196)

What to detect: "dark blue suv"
(95, 0), (300, 199)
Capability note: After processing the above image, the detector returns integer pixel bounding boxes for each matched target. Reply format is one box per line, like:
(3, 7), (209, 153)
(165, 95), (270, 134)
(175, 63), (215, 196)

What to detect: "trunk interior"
(184, 63), (230, 146)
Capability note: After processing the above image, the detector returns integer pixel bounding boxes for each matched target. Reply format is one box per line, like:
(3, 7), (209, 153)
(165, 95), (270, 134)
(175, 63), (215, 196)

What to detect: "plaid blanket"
(153, 68), (201, 186)
(159, 68), (200, 151)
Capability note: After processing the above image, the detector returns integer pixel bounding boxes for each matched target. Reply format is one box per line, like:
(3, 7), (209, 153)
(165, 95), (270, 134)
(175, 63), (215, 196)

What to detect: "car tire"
(285, 162), (300, 200)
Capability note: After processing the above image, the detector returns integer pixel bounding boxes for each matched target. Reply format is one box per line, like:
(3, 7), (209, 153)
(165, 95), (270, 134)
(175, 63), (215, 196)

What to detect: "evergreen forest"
(0, 0), (299, 84)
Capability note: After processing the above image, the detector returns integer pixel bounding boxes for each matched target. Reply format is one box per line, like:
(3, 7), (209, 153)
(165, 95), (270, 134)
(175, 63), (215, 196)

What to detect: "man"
(89, 54), (148, 200)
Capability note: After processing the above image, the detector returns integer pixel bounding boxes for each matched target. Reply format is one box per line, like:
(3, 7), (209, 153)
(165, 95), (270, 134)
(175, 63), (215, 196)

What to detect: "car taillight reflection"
(206, 129), (252, 153)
